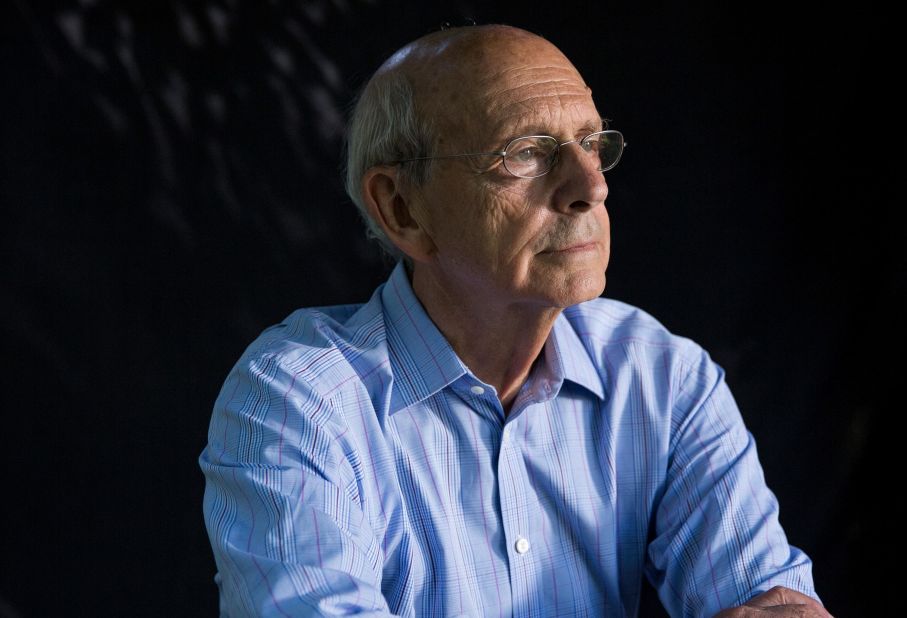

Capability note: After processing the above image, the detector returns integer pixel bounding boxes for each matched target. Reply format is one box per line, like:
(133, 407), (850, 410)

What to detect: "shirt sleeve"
(645, 346), (818, 618)
(199, 352), (397, 617)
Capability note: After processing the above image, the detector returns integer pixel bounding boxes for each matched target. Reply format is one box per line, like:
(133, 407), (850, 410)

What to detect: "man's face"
(408, 34), (611, 312)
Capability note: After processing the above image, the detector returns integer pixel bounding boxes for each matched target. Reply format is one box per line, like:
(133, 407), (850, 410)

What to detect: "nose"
(549, 142), (609, 213)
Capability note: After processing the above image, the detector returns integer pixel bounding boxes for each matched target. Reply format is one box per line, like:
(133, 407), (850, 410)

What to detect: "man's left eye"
(513, 147), (542, 162)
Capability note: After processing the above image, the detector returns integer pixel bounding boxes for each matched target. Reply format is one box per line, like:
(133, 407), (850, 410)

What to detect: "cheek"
(481, 186), (542, 251)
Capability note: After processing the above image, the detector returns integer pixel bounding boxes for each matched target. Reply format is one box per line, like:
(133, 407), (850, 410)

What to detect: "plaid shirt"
(200, 261), (815, 617)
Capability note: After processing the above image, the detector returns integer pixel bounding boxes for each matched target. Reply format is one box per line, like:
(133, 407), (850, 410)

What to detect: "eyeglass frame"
(391, 125), (626, 179)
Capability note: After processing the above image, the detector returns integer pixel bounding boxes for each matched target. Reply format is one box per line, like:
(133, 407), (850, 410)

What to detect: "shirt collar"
(380, 261), (605, 413)
(381, 262), (467, 414)
(544, 312), (606, 400)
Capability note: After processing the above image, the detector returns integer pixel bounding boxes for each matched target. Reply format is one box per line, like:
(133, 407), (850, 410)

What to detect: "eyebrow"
(494, 118), (606, 146)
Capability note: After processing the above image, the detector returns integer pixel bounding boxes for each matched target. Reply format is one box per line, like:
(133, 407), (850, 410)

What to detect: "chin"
(549, 270), (607, 308)
(573, 274), (607, 304)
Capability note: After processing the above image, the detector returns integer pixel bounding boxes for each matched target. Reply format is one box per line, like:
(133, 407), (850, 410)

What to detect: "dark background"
(2, 2), (901, 616)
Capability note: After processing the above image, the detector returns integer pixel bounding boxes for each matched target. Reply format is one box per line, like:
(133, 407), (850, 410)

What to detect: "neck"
(411, 266), (560, 414)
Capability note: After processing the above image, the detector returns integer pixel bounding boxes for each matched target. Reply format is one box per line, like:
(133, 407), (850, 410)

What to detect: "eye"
(501, 136), (558, 177)
(581, 136), (601, 152)
(505, 136), (556, 162)
(511, 146), (547, 163)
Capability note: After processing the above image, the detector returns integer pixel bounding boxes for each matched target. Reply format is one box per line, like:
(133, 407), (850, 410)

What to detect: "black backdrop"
(2, 2), (902, 616)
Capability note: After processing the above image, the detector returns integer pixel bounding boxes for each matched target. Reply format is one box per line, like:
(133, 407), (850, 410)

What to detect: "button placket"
(496, 414), (533, 612)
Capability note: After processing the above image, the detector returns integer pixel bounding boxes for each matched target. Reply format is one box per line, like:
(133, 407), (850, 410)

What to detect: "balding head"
(344, 25), (586, 260)
(384, 26), (587, 143)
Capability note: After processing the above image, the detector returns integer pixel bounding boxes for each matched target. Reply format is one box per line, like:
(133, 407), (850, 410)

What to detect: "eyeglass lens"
(502, 131), (623, 178)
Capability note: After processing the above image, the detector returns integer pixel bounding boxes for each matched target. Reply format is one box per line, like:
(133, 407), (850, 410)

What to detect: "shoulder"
(232, 288), (390, 399)
(561, 297), (722, 393)
(564, 297), (700, 356)
(207, 290), (392, 453)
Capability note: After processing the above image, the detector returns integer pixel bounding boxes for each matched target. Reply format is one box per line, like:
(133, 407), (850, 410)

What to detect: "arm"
(199, 352), (396, 616)
(645, 347), (823, 617)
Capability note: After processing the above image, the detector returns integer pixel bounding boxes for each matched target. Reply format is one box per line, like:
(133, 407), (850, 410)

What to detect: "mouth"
(541, 241), (598, 255)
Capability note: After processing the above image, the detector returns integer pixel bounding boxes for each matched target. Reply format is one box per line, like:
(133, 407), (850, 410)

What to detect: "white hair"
(343, 71), (436, 261)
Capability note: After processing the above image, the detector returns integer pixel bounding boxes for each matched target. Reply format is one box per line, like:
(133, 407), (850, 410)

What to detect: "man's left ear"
(360, 165), (436, 262)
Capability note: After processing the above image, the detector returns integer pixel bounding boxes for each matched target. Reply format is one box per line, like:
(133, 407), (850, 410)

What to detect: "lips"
(542, 241), (597, 254)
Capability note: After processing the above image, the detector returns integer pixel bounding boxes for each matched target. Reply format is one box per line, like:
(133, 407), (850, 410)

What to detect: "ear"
(361, 165), (436, 262)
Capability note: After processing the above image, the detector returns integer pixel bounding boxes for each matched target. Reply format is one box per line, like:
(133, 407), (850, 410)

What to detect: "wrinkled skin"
(403, 29), (611, 314)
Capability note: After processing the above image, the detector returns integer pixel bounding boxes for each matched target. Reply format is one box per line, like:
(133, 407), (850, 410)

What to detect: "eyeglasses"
(394, 128), (625, 179)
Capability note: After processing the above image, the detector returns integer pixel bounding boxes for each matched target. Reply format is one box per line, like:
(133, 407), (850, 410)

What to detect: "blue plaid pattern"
(200, 261), (816, 617)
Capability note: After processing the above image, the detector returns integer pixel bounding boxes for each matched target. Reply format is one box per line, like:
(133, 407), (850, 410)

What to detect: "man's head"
(345, 24), (615, 311)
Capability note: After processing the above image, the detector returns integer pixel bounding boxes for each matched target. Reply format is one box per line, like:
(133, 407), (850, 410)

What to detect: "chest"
(355, 389), (668, 616)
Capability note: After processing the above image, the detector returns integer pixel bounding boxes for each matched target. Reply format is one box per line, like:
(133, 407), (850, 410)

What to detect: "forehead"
(411, 30), (598, 141)
(474, 63), (597, 138)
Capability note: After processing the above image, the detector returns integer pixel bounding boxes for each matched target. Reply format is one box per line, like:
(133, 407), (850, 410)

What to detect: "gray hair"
(343, 70), (436, 261)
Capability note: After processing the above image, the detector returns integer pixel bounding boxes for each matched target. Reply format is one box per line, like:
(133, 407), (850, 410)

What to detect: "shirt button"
(515, 537), (530, 554)
(470, 385), (485, 395)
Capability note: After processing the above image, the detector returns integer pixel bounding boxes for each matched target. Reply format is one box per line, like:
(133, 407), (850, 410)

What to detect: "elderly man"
(200, 24), (830, 617)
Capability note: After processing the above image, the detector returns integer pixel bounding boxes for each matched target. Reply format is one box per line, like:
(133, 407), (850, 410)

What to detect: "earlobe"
(361, 166), (435, 261)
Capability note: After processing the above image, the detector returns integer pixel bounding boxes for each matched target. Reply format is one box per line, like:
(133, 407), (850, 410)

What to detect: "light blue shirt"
(200, 261), (816, 617)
